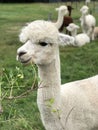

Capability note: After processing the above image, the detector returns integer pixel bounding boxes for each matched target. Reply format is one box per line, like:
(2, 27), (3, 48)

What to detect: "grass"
(0, 2), (98, 130)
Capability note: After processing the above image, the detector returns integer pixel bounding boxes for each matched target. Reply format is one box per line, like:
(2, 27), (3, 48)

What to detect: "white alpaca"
(54, 5), (68, 29)
(17, 20), (98, 130)
(66, 23), (90, 47)
(80, 5), (96, 40)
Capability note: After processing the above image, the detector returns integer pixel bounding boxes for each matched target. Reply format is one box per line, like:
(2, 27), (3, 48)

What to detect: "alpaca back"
(61, 75), (98, 109)
(60, 75), (98, 130)
(75, 33), (90, 47)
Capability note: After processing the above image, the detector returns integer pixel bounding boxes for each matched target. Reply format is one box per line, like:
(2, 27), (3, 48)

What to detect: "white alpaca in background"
(80, 5), (96, 40)
(54, 5), (68, 29)
(17, 20), (98, 130)
(66, 23), (90, 47)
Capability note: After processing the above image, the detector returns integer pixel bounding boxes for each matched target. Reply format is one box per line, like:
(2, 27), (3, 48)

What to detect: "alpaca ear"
(58, 33), (75, 46)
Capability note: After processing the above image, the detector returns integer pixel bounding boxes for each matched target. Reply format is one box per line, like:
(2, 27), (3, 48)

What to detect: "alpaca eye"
(39, 42), (48, 46)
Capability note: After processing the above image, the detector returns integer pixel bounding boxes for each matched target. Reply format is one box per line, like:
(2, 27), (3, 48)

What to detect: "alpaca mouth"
(20, 57), (32, 64)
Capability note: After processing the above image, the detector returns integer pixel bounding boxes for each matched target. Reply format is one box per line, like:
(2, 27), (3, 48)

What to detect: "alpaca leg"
(82, 27), (87, 34)
(91, 27), (95, 40)
(87, 27), (95, 40)
(91, 26), (95, 40)
(92, 32), (95, 40)
(87, 29), (92, 40)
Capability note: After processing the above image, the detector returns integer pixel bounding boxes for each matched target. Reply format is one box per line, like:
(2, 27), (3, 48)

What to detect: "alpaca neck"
(68, 10), (71, 16)
(81, 14), (87, 24)
(71, 29), (77, 37)
(55, 11), (64, 29)
(37, 48), (61, 103)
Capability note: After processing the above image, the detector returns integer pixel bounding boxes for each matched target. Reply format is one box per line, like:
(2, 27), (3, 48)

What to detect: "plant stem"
(9, 84), (14, 99)
(0, 81), (3, 113)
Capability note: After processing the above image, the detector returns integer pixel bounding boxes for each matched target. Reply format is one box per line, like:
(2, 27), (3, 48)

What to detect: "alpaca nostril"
(18, 51), (27, 57)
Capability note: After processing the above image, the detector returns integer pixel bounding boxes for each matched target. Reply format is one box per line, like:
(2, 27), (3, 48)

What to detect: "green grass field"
(0, 2), (98, 130)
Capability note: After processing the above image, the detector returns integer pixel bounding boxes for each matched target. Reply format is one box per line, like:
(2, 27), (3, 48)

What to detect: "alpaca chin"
(17, 55), (32, 65)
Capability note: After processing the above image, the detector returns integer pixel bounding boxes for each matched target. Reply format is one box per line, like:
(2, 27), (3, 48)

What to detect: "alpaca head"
(55, 5), (68, 16)
(67, 5), (74, 11)
(80, 5), (89, 15)
(17, 20), (74, 66)
(66, 23), (79, 32)
(67, 5), (74, 16)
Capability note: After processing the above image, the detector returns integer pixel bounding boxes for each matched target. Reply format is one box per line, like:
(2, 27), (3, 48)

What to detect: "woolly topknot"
(19, 20), (59, 44)
(55, 5), (68, 12)
(80, 5), (89, 13)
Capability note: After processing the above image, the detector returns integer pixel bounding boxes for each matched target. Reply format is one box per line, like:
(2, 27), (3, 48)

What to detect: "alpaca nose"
(18, 51), (27, 57)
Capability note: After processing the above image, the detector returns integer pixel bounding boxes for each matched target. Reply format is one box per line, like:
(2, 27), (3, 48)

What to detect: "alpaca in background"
(54, 5), (68, 30)
(80, 5), (96, 40)
(66, 23), (90, 47)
